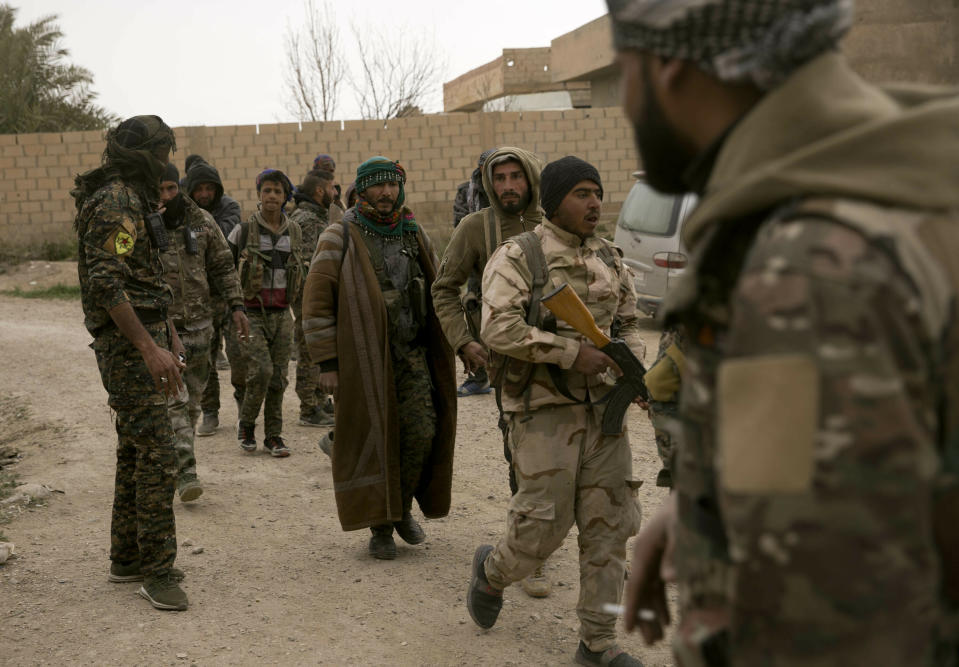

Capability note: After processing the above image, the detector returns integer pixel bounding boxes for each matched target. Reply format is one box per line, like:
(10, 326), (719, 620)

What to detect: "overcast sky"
(21, 0), (609, 128)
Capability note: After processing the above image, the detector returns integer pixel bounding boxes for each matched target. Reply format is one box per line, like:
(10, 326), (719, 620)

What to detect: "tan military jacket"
(482, 220), (644, 412)
(160, 197), (242, 331)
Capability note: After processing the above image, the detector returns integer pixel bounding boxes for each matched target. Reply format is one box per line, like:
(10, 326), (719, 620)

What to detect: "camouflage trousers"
(293, 310), (327, 417)
(239, 309), (292, 438)
(484, 403), (642, 652)
(201, 306), (246, 414)
(393, 345), (437, 511)
(166, 326), (212, 481)
(92, 323), (177, 577)
(648, 400), (677, 489)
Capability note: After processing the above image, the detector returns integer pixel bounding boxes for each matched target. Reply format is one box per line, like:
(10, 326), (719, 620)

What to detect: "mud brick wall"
(0, 108), (639, 255)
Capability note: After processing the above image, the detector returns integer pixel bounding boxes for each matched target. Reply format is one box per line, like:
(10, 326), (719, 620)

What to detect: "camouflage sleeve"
(717, 216), (941, 661)
(481, 241), (580, 368)
(431, 217), (482, 353)
(81, 194), (140, 312)
(203, 215), (242, 307)
(302, 222), (344, 365)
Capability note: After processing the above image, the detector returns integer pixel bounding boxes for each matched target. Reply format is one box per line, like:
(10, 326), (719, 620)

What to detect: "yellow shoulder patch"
(114, 231), (134, 255)
(718, 354), (818, 494)
(102, 221), (137, 256)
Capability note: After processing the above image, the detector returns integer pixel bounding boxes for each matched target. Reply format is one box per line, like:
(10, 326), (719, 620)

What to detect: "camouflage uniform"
(288, 198), (330, 419)
(227, 212), (304, 440)
(643, 326), (686, 488)
(480, 220), (645, 652)
(240, 309), (292, 437)
(659, 54), (959, 665)
(358, 227), (437, 510)
(160, 197), (243, 482)
(77, 179), (178, 578)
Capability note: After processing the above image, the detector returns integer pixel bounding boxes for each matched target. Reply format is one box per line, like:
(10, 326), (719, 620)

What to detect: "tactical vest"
(487, 229), (620, 407)
(236, 215), (304, 304)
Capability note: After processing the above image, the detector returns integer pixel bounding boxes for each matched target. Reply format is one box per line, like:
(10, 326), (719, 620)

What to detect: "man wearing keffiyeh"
(609, 1), (959, 665)
(301, 156), (457, 560)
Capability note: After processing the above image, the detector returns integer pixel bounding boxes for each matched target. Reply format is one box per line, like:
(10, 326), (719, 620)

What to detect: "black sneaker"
(369, 525), (397, 560)
(264, 435), (290, 458)
(394, 511), (425, 545)
(238, 421), (256, 452)
(138, 572), (188, 611)
(321, 397), (334, 418)
(108, 561), (184, 583)
(574, 642), (643, 667)
(299, 407), (333, 427)
(467, 544), (502, 629)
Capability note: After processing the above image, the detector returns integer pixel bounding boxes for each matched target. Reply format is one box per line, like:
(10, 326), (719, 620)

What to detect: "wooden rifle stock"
(541, 284), (610, 348)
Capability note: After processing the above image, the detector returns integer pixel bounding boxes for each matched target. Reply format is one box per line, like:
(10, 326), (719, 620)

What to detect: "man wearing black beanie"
(467, 156), (645, 666)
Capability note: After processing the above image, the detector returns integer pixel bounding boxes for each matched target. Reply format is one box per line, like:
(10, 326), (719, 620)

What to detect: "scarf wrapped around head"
(354, 157), (416, 236)
(72, 114), (176, 218)
(606, 0), (854, 90)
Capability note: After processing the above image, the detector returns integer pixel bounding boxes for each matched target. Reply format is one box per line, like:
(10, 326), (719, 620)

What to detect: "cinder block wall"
(0, 108), (639, 254)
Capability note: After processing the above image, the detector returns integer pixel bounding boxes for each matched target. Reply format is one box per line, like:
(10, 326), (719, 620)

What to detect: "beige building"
(444, 1), (959, 112)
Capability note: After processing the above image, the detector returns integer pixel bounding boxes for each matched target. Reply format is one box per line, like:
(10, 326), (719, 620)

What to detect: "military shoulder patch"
(102, 221), (138, 256)
(718, 354), (818, 494)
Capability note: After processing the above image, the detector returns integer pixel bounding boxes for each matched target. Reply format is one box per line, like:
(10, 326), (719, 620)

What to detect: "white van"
(613, 173), (698, 316)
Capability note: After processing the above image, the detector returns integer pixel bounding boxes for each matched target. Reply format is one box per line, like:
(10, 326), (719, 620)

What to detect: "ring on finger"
(160, 376), (168, 383)
(637, 609), (657, 622)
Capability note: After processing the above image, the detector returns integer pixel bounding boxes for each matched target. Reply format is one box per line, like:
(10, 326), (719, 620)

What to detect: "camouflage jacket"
(289, 198), (329, 266)
(664, 53), (959, 664)
(481, 220), (644, 413)
(76, 179), (172, 336)
(159, 197), (242, 331)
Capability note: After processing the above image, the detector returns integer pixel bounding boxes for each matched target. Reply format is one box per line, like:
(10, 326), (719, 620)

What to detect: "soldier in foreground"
(72, 115), (188, 611)
(157, 163), (249, 502)
(302, 157), (456, 560)
(289, 169), (337, 428)
(433, 146), (556, 598)
(466, 157), (645, 666)
(608, 0), (959, 664)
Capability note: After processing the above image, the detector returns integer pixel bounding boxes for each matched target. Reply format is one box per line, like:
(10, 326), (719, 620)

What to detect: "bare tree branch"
(283, 0), (346, 122)
(349, 22), (446, 120)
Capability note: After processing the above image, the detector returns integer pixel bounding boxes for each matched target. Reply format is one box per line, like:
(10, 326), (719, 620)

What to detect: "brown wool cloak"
(305, 220), (456, 531)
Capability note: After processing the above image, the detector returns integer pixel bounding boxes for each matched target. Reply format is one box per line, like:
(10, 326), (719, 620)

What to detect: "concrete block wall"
(0, 108), (639, 254)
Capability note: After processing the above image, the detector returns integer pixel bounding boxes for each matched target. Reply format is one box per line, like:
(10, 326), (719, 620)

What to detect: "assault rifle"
(541, 283), (648, 435)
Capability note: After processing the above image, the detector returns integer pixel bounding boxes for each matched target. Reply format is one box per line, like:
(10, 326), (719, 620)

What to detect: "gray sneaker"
(177, 476), (203, 503)
(196, 412), (218, 437)
(138, 573), (189, 611)
(318, 431), (333, 458)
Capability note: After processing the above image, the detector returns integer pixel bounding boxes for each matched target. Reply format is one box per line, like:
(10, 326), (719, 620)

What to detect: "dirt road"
(0, 279), (674, 666)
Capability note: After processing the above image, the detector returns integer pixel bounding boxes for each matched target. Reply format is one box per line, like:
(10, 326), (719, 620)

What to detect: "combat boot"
(574, 642), (643, 667)
(393, 510), (425, 544)
(138, 572), (188, 611)
(369, 525), (397, 560)
(520, 562), (551, 598)
(467, 544), (503, 629)
(238, 421), (256, 452)
(196, 412), (218, 437)
(177, 475), (203, 503)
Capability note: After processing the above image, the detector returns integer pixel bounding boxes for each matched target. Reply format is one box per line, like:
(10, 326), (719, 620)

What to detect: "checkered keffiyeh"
(606, 0), (854, 89)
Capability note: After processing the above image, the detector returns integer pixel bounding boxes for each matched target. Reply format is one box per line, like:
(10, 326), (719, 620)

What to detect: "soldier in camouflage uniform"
(72, 115), (189, 611)
(302, 156), (457, 561)
(289, 169), (336, 427)
(610, 1), (959, 665)
(157, 163), (249, 502)
(467, 157), (645, 667)
(643, 326), (686, 488)
(227, 169), (303, 457)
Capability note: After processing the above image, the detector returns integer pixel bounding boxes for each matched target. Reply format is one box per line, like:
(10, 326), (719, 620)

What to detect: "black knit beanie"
(162, 162), (179, 184)
(540, 156), (603, 220)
